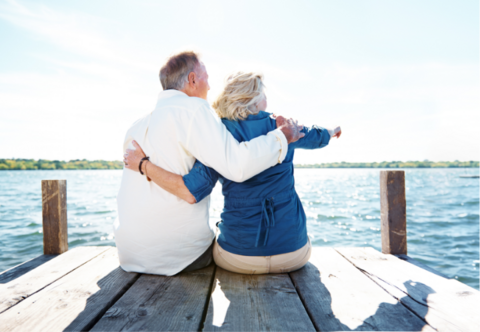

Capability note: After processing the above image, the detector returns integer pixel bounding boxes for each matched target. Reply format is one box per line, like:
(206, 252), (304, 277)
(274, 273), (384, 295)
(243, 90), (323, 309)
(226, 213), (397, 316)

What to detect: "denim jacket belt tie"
(255, 197), (276, 247)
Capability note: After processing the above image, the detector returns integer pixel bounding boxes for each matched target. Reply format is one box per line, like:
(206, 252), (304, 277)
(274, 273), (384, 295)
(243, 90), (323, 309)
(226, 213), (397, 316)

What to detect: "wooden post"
(42, 180), (68, 254)
(380, 171), (407, 255)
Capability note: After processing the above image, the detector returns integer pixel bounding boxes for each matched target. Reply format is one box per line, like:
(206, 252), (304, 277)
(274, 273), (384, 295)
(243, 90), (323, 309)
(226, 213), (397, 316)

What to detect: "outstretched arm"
(124, 141), (197, 204)
(289, 125), (341, 150)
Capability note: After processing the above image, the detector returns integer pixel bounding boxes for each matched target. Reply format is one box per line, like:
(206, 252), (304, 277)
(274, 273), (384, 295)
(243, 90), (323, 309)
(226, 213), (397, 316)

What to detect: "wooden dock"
(0, 171), (478, 331)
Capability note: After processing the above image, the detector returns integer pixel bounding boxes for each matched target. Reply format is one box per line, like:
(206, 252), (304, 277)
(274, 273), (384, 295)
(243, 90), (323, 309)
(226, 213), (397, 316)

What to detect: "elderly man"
(115, 51), (303, 276)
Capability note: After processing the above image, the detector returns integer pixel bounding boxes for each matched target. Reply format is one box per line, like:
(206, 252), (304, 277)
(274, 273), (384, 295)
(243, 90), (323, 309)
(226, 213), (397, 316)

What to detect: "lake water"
(0, 168), (478, 289)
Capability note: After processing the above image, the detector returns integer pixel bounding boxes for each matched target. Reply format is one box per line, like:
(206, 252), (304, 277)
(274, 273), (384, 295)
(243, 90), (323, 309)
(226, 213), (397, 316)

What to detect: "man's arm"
(124, 141), (197, 204)
(185, 104), (304, 182)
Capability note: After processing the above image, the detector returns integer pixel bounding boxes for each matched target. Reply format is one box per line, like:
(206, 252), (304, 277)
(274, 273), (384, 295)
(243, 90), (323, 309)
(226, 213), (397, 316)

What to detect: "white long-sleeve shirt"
(115, 90), (288, 275)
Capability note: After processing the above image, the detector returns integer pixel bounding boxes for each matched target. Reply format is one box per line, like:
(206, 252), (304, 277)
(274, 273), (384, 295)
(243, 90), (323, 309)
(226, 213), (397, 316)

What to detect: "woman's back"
(220, 111), (296, 200)
(184, 111), (331, 256)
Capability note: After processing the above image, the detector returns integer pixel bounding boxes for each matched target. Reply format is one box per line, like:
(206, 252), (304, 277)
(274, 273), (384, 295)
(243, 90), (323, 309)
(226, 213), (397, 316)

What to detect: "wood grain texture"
(203, 268), (315, 332)
(395, 254), (450, 279)
(0, 248), (139, 332)
(290, 247), (433, 331)
(380, 171), (407, 255)
(0, 254), (57, 284)
(42, 180), (68, 255)
(91, 265), (215, 331)
(337, 247), (480, 332)
(0, 246), (110, 314)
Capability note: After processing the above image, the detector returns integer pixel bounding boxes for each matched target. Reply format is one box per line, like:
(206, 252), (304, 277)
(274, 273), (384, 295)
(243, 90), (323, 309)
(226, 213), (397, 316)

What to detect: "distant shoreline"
(295, 161), (479, 169)
(0, 159), (122, 170)
(1, 159), (478, 170)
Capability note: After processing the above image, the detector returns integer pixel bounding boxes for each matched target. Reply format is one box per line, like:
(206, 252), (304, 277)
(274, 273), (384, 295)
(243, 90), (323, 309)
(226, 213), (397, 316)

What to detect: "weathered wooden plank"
(203, 268), (315, 331)
(290, 247), (434, 331)
(337, 247), (480, 332)
(91, 265), (215, 331)
(0, 246), (111, 314)
(380, 171), (407, 255)
(0, 248), (139, 332)
(0, 255), (57, 284)
(42, 180), (68, 255)
(395, 254), (450, 279)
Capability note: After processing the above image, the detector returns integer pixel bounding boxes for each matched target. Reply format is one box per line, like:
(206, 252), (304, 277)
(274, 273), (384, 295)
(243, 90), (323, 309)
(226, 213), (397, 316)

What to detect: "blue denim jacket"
(183, 111), (330, 256)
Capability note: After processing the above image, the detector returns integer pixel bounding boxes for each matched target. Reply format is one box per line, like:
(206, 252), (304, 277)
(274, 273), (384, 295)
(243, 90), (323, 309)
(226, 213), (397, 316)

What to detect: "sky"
(0, 0), (478, 164)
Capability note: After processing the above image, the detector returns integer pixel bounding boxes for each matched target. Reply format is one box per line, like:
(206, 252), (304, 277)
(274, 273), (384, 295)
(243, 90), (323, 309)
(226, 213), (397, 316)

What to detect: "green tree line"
(0, 159), (478, 170)
(0, 159), (123, 170)
(294, 160), (479, 168)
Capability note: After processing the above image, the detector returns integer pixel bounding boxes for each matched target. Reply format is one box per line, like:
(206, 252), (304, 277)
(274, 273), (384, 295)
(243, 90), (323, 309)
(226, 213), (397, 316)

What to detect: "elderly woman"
(125, 72), (341, 274)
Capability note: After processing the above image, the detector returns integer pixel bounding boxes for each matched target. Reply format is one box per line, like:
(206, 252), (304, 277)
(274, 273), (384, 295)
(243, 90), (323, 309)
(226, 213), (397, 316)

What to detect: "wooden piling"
(380, 171), (407, 255)
(41, 180), (68, 255)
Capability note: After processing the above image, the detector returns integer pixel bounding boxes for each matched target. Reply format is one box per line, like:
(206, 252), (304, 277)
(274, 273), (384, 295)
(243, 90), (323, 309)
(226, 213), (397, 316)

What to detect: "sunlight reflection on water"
(0, 168), (478, 289)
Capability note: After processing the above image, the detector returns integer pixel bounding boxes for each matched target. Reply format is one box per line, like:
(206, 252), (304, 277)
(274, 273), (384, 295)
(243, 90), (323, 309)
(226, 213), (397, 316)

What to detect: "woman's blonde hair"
(212, 72), (265, 121)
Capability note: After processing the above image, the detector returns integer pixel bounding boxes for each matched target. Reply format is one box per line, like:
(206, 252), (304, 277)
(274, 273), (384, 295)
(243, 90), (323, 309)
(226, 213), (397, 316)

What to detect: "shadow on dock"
(4, 247), (476, 332)
(62, 266), (140, 332)
(347, 281), (433, 331)
(0, 255), (56, 284)
(55, 262), (435, 331)
(204, 262), (434, 331)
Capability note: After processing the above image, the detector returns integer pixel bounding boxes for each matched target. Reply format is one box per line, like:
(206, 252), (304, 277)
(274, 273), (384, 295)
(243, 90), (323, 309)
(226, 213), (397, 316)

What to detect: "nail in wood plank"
(42, 180), (68, 255)
(380, 171), (407, 255)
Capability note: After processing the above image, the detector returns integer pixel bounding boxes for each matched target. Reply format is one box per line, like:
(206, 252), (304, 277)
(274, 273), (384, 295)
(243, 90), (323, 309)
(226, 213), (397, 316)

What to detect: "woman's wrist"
(327, 126), (341, 138)
(144, 160), (152, 181)
(142, 160), (148, 175)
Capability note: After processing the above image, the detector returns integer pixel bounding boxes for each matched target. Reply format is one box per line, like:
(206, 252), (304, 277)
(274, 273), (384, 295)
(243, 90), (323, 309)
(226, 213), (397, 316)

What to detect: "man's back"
(115, 90), (214, 276)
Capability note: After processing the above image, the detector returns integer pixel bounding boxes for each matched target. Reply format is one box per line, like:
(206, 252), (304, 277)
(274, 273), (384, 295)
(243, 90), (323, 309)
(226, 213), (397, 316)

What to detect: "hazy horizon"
(1, 0), (479, 164)
(1, 157), (478, 164)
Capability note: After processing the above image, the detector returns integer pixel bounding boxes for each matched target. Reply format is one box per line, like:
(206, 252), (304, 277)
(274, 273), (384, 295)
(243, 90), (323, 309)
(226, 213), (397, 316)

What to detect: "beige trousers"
(213, 239), (312, 274)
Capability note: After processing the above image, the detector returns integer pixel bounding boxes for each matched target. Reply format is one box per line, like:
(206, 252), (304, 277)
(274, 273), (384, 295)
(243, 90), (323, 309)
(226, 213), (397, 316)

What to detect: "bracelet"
(139, 156), (150, 175)
(145, 160), (152, 182)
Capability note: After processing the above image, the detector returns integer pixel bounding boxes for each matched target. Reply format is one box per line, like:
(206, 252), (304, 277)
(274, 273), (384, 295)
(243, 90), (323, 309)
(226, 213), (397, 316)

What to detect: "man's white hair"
(159, 51), (200, 90)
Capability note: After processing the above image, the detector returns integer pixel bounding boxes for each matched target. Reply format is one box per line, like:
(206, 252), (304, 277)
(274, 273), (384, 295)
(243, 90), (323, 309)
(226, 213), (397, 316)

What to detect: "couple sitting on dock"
(116, 51), (341, 276)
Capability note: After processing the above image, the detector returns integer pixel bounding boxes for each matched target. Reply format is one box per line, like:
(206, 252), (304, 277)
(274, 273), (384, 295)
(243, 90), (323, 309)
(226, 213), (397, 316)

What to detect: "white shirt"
(114, 90), (288, 276)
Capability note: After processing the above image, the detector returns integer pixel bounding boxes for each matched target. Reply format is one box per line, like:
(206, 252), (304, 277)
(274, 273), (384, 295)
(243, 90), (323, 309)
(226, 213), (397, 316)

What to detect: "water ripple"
(0, 168), (478, 289)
